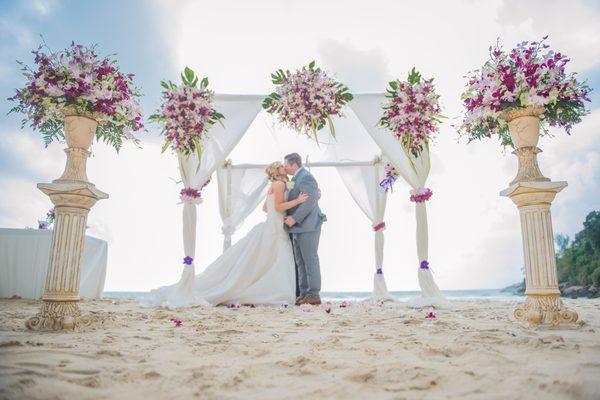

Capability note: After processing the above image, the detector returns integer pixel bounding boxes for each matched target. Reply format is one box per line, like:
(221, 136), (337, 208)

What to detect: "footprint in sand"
(96, 350), (122, 357)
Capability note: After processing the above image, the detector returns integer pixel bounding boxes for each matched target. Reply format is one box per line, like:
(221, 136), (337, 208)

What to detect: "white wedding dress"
(143, 193), (296, 307)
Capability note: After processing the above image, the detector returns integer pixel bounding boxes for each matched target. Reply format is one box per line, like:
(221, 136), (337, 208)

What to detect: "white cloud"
(0, 130), (65, 180)
(497, 0), (600, 72)
(30, 0), (57, 17)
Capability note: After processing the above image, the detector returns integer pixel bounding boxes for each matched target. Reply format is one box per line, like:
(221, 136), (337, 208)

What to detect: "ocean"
(104, 289), (521, 302)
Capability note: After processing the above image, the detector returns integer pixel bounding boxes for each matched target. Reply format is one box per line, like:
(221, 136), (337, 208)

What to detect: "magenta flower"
(425, 312), (436, 319)
(169, 318), (182, 327)
(410, 188), (433, 203)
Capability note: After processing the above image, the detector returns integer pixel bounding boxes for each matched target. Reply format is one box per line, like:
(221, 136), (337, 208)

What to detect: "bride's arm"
(272, 181), (308, 212)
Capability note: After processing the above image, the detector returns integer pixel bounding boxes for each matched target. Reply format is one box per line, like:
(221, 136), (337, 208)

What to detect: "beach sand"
(1, 298), (599, 399)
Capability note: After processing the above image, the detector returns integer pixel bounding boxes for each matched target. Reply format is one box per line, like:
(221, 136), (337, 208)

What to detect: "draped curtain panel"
(143, 95), (264, 308)
(336, 160), (394, 302)
(217, 165), (269, 251)
(350, 94), (446, 307)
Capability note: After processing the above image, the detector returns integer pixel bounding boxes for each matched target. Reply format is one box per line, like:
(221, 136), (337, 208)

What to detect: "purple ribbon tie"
(373, 222), (386, 232)
(183, 256), (194, 265)
(420, 260), (429, 270)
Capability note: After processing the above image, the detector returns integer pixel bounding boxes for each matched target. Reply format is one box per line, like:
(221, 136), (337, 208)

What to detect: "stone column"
(26, 115), (108, 331)
(501, 182), (578, 326)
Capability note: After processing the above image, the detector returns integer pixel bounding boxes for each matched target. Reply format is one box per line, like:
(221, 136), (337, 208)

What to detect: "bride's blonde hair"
(265, 161), (287, 183)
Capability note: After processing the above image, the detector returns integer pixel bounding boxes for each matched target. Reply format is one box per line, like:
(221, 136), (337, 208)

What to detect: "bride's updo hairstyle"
(265, 161), (286, 183)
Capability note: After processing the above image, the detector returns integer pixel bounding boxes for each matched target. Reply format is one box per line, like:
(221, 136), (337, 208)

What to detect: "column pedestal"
(25, 182), (108, 331)
(501, 181), (578, 326)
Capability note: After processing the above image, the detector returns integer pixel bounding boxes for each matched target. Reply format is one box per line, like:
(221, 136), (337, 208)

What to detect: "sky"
(0, 0), (598, 292)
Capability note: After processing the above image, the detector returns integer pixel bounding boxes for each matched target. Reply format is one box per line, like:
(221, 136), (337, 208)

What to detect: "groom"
(283, 153), (326, 306)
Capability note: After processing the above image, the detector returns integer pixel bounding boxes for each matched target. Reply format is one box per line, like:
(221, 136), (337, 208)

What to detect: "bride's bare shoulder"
(269, 180), (286, 194)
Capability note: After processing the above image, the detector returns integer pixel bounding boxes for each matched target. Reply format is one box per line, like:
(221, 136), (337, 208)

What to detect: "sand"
(0, 298), (599, 400)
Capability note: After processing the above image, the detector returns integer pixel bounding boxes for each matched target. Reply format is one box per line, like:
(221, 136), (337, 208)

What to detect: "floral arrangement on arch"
(459, 36), (591, 148)
(262, 61), (353, 141)
(8, 40), (144, 151)
(379, 68), (443, 157)
(149, 67), (224, 159)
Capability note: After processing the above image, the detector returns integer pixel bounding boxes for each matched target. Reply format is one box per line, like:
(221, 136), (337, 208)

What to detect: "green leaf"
(201, 77), (209, 89)
(326, 114), (336, 140)
(161, 140), (170, 153)
(184, 66), (195, 83)
(194, 139), (203, 172)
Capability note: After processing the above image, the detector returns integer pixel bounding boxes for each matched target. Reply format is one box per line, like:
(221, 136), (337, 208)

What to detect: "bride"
(143, 161), (309, 307)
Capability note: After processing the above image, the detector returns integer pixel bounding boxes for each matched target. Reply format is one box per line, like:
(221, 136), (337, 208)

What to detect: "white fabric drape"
(0, 228), (107, 299)
(217, 164), (269, 251)
(336, 158), (394, 302)
(143, 95), (264, 308)
(350, 94), (446, 307)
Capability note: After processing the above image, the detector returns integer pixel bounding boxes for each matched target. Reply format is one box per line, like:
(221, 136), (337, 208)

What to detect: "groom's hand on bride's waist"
(284, 216), (296, 227)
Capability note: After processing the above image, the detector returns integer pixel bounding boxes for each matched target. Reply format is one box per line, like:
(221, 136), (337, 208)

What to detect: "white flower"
(286, 181), (295, 190)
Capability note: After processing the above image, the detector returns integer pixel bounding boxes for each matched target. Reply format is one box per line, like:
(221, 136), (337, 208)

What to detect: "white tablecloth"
(0, 228), (107, 299)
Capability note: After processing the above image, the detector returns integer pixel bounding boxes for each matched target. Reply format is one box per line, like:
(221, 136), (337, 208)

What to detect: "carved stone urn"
(26, 111), (108, 331)
(502, 106), (550, 185)
(500, 106), (578, 326)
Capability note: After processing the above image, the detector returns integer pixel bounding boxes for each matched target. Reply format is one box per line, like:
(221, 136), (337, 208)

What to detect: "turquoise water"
(104, 289), (521, 302)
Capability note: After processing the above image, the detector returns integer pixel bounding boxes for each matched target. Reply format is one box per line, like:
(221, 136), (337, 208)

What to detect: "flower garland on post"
(378, 68), (443, 284)
(8, 40), (144, 151)
(378, 67), (442, 197)
(150, 67), (224, 268)
(458, 36), (591, 148)
(262, 61), (353, 142)
(150, 66), (224, 160)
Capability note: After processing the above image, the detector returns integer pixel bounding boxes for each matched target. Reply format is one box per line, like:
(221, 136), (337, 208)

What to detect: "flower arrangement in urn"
(262, 61), (353, 142)
(379, 68), (443, 157)
(459, 36), (591, 149)
(8, 40), (144, 151)
(150, 67), (224, 159)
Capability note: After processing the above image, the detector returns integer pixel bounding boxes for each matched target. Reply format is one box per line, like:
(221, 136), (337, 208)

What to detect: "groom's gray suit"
(285, 167), (326, 298)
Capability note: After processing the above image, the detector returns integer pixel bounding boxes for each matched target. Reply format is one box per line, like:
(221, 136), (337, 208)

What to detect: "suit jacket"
(285, 168), (326, 234)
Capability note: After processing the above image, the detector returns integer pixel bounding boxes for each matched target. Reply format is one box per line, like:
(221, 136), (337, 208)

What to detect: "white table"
(0, 228), (107, 299)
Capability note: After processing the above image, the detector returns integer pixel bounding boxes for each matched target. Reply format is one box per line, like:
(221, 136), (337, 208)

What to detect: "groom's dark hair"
(284, 153), (302, 167)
